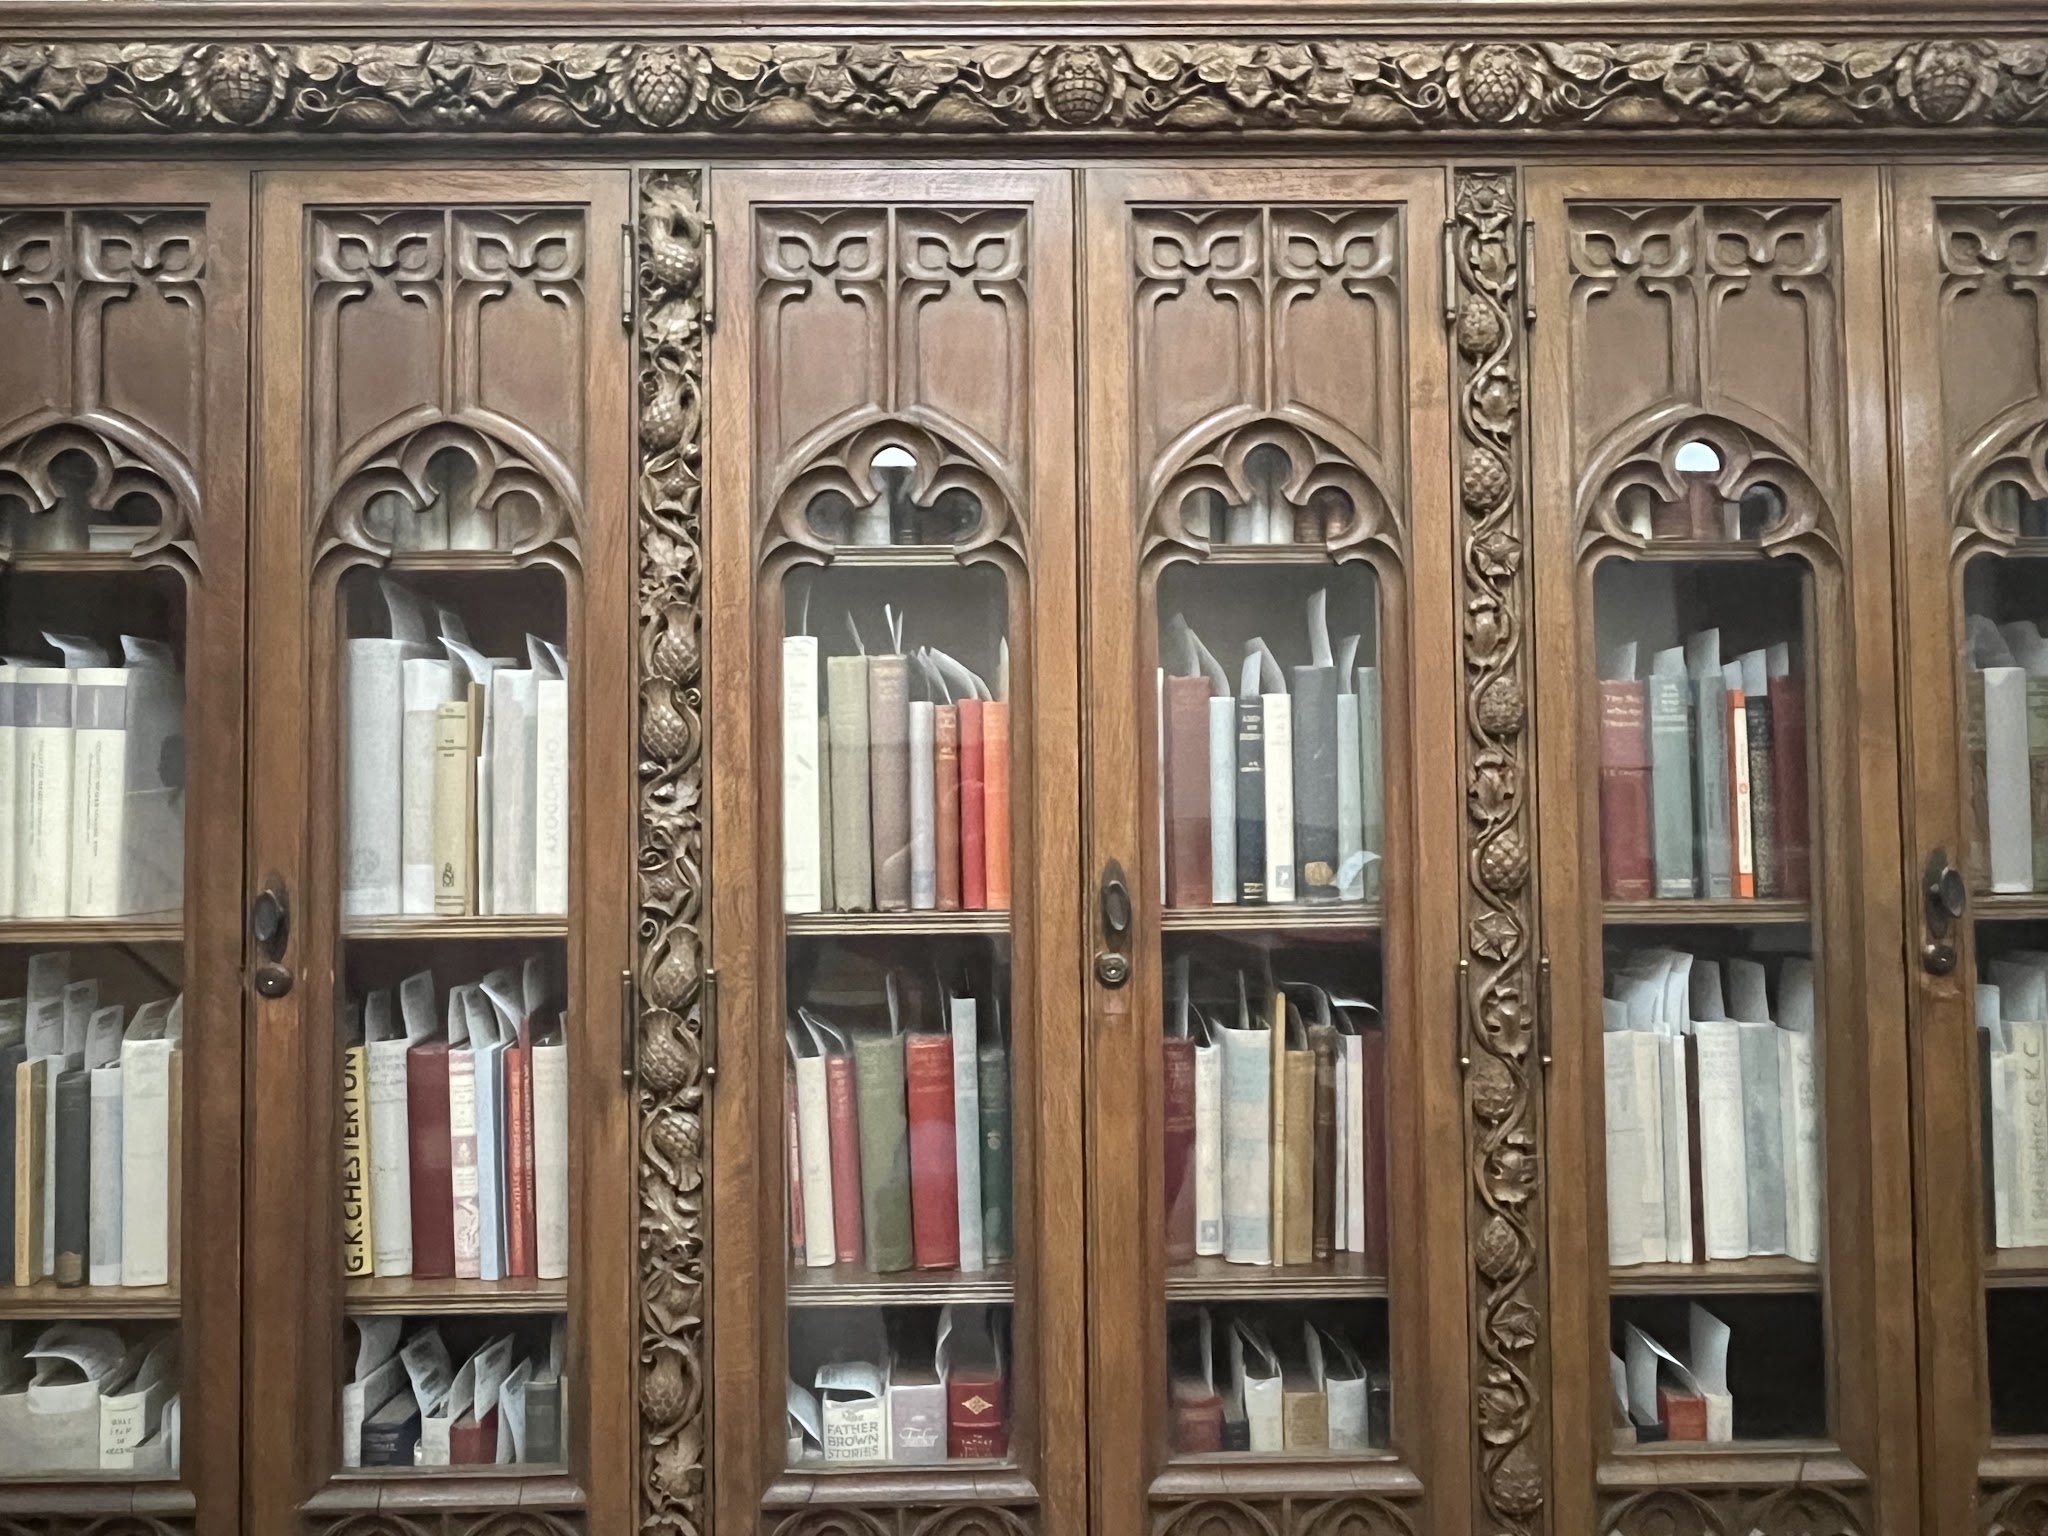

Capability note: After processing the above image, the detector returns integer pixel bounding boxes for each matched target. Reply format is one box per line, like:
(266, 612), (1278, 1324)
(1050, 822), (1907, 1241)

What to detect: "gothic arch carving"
(0, 416), (199, 571)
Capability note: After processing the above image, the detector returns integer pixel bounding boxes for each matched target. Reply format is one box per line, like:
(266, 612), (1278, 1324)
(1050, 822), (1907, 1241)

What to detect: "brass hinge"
(1441, 218), (1459, 327)
(701, 219), (717, 332)
(619, 223), (634, 331)
(703, 966), (720, 1085)
(1521, 218), (1537, 328)
(619, 967), (637, 1086)
(1537, 952), (1553, 1070)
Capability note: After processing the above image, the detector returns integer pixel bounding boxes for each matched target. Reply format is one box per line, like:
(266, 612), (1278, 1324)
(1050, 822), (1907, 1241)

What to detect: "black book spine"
(1292, 665), (1341, 903)
(1221, 1412), (1251, 1452)
(361, 1415), (423, 1467)
(53, 1068), (89, 1287)
(0, 1044), (20, 1286)
(1235, 699), (1266, 905)
(1746, 694), (1779, 898)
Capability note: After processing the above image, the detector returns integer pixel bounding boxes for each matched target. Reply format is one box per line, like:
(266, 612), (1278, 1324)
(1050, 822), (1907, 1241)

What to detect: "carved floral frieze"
(0, 39), (2046, 138)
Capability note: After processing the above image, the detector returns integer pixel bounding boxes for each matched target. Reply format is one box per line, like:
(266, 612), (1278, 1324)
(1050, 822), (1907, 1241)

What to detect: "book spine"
(1692, 673), (1732, 899)
(794, 1053), (837, 1268)
(908, 701), (936, 911)
(1292, 666), (1341, 903)
(400, 659), (456, 914)
(1598, 680), (1653, 901)
(854, 1035), (914, 1273)
(949, 998), (984, 1273)
(1660, 1035), (1693, 1262)
(1605, 1034), (1645, 1264)
(1163, 1035), (1197, 1264)
(488, 674), (540, 916)
(341, 644), (403, 916)
(86, 1066), (121, 1286)
(1629, 1033), (1668, 1262)
(506, 1043), (534, 1279)
(1194, 1042), (1223, 1256)
(934, 705), (962, 913)
(1344, 1034), (1365, 1254)
(533, 677), (570, 916)
(68, 670), (129, 918)
(2017, 1023), (2048, 1246)
(1282, 1049), (1314, 1265)
(1262, 695), (1296, 903)
(118, 1042), (168, 1286)
(448, 1052), (481, 1279)
(1968, 671), (1992, 890)
(1728, 688), (1755, 898)
(947, 1373), (1008, 1458)
(1335, 691), (1363, 902)
(1219, 1027), (1272, 1264)
(405, 1048), (456, 1279)
(366, 1041), (414, 1276)
(826, 655), (873, 911)
(959, 700), (987, 910)
(1739, 1022), (1787, 1255)
(1772, 673), (1811, 900)
(1693, 1022), (1752, 1260)
(16, 669), (75, 918)
(1647, 673), (1696, 898)
(432, 698), (475, 916)
(1310, 1026), (1337, 1260)
(1746, 692), (1781, 898)
(1163, 675), (1214, 908)
(785, 1074), (803, 1259)
(782, 636), (824, 914)
(14, 1059), (46, 1284)
(1361, 1028), (1388, 1270)
(868, 655), (912, 912)
(905, 1034), (961, 1270)
(977, 1041), (1012, 1265)
(1988, 668), (2036, 893)
(983, 700), (1012, 910)
(1235, 699), (1267, 904)
(340, 1046), (372, 1278)
(824, 1054), (864, 1265)
(1982, 1025), (2006, 1247)
(1357, 667), (1384, 902)
(52, 1069), (87, 1284)
(1209, 696), (1239, 904)
(532, 1043), (569, 1280)
(0, 668), (16, 919)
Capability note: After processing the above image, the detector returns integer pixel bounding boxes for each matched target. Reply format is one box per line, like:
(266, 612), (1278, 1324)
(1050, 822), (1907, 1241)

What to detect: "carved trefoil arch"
(1938, 201), (2048, 552)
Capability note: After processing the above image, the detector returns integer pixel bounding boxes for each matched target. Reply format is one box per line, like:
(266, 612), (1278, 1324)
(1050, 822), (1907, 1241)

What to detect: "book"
(1293, 591), (1342, 904)
(909, 699), (936, 911)
(0, 664), (17, 918)
(1309, 1324), (1368, 1451)
(1310, 1021), (1338, 1261)
(1360, 1015), (1389, 1270)
(1777, 958), (1822, 1264)
(1163, 1031), (1197, 1264)
(1335, 636), (1365, 902)
(827, 653), (873, 911)
(935, 705), (962, 911)
(504, 1021), (535, 1278)
(940, 1307), (1008, 1458)
(1968, 668), (1993, 888)
(783, 634), (824, 913)
(948, 989), (984, 1273)
(1691, 1019), (1751, 1260)
(0, 1031), (22, 1284)
(1163, 671), (1215, 907)
(1739, 649), (1781, 897)
(791, 1022), (836, 1269)
(786, 1076), (803, 1259)
(886, 1345), (947, 1464)
(1726, 663), (1755, 898)
(977, 1024), (1012, 1266)
(534, 673), (570, 915)
(817, 1360), (886, 1462)
(532, 1025), (569, 1281)
(869, 649), (913, 912)
(344, 586), (431, 916)
(853, 1030), (913, 1273)
(906, 1030), (961, 1271)
(1767, 643), (1811, 900)
(1603, 1019), (1645, 1265)
(365, 988), (416, 1277)
(1255, 644), (1296, 904)
(1234, 666), (1267, 905)
(1341, 1014), (1365, 1254)
(1281, 1027), (1314, 1266)
(1219, 987), (1272, 1265)
(1280, 1343), (1329, 1450)
(13, 1056), (49, 1284)
(959, 698), (987, 910)
(1194, 1010), (1223, 1257)
(118, 1026), (173, 1288)
(448, 1023), (481, 1280)
(1648, 647), (1697, 898)
(1211, 688), (1239, 905)
(1737, 1013), (1788, 1256)
(1599, 671), (1653, 901)
(1357, 665), (1384, 902)
(487, 664), (540, 915)
(406, 1036), (457, 1280)
(821, 1036), (863, 1266)
(432, 692), (481, 915)
(1229, 1318), (1282, 1452)
(1684, 630), (1733, 900)
(400, 657), (459, 913)
(339, 1040), (372, 1278)
(69, 642), (184, 918)
(15, 662), (76, 917)
(984, 687), (1012, 909)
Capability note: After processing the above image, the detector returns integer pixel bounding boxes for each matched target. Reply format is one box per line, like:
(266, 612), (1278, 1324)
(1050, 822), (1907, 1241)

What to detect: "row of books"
(786, 1304), (1007, 1463)
(1976, 953), (2048, 1248)
(1966, 615), (2048, 894)
(339, 959), (569, 1284)
(1597, 630), (1810, 903)
(0, 1323), (179, 1476)
(1165, 962), (1388, 1269)
(1157, 598), (1384, 909)
(3, 954), (181, 1288)
(342, 1316), (565, 1469)
(782, 611), (1012, 916)
(785, 972), (1011, 1274)
(1603, 948), (1822, 1267)
(1169, 1310), (1389, 1454)
(344, 582), (569, 919)
(1612, 1304), (1735, 1445)
(0, 634), (183, 920)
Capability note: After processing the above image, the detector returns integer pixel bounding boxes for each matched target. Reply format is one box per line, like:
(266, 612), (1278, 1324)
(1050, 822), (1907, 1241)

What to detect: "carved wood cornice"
(0, 37), (2046, 139)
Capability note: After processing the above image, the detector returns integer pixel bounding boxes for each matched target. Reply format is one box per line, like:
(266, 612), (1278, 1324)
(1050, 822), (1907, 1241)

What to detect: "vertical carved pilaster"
(635, 166), (710, 1536)
(1452, 168), (1545, 1536)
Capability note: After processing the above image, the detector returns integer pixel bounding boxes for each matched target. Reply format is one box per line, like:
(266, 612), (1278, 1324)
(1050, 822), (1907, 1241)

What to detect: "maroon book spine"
(1769, 671), (1810, 900)
(505, 1040), (535, 1280)
(1599, 679), (1654, 901)
(959, 700), (987, 911)
(948, 1369), (1008, 1458)
(824, 1053), (864, 1265)
(935, 705), (962, 912)
(405, 1044), (456, 1279)
(1163, 674), (1214, 907)
(1361, 1025), (1389, 1272)
(1162, 1035), (1197, 1264)
(450, 1407), (498, 1465)
(1171, 1382), (1224, 1452)
(905, 1034), (961, 1270)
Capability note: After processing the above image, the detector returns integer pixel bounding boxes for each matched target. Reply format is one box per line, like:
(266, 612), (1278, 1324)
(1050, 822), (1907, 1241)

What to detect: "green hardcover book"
(1647, 647), (1697, 899)
(977, 1037), (1013, 1266)
(852, 1031), (913, 1273)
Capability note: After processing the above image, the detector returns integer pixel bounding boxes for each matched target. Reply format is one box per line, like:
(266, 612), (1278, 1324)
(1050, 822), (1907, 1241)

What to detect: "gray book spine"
(867, 657), (912, 912)
(53, 1068), (89, 1286)
(1738, 1022), (1788, 1254)
(853, 1033), (914, 1272)
(1648, 674), (1697, 898)
(1692, 673), (1732, 899)
(826, 656), (873, 911)
(524, 1380), (563, 1464)
(1355, 667), (1383, 903)
(1291, 666), (1341, 903)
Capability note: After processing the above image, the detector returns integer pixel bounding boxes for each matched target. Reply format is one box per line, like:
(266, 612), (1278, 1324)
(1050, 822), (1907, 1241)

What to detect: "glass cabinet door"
(1079, 168), (1467, 1532)
(0, 167), (248, 1535)
(245, 171), (634, 1534)
(1528, 168), (1916, 1534)
(704, 168), (1084, 1532)
(1893, 168), (2048, 1535)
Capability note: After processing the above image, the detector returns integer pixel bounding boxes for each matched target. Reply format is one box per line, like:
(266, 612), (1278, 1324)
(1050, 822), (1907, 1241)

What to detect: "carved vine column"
(1451, 168), (1546, 1536)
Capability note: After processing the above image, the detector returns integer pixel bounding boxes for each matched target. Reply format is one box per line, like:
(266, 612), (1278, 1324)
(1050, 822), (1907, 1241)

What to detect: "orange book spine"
(983, 700), (1012, 910)
(959, 700), (987, 911)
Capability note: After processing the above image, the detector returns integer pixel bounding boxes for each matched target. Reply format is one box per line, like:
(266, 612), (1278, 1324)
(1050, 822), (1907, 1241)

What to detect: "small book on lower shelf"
(1616, 1303), (1734, 1445)
(0, 1321), (181, 1476)
(785, 1302), (1009, 1465)
(341, 1314), (566, 1470)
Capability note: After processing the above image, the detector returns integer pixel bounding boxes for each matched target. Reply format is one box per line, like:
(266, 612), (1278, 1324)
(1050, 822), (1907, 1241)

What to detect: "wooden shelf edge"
(1985, 1247), (2048, 1287)
(1602, 899), (1811, 927)
(0, 1284), (181, 1319)
(307, 1473), (584, 1512)
(764, 1468), (1035, 1506)
(787, 1265), (1014, 1308)
(0, 919), (181, 946)
(1166, 1255), (1388, 1301)
(1160, 905), (1382, 934)
(1977, 895), (2048, 922)
(342, 916), (569, 941)
(345, 1278), (568, 1315)
(785, 911), (1011, 937)
(1149, 1459), (1422, 1498)
(1598, 1443), (1864, 1489)
(1609, 1258), (1821, 1295)
(0, 1483), (194, 1514)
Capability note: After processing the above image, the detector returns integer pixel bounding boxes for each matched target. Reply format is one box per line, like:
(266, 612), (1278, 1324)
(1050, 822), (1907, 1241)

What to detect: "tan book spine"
(1281, 1382), (1329, 1450)
(341, 1044), (373, 1278)
(15, 1058), (45, 1286)
(433, 695), (477, 916)
(1283, 1048), (1315, 1266)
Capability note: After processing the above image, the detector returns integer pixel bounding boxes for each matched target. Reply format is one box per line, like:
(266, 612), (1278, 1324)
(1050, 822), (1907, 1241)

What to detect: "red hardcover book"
(935, 705), (962, 912)
(983, 700), (1012, 910)
(947, 1366), (1008, 1458)
(1361, 1025), (1389, 1272)
(1658, 1386), (1708, 1442)
(1727, 688), (1755, 899)
(405, 1044), (457, 1280)
(450, 1407), (499, 1465)
(1162, 1035), (1197, 1264)
(1163, 673), (1214, 908)
(824, 1052), (864, 1265)
(959, 699), (987, 911)
(785, 1072), (805, 1259)
(1769, 670), (1810, 900)
(504, 1033), (536, 1279)
(905, 1033), (961, 1270)
(1598, 679), (1654, 901)
(1170, 1379), (1224, 1452)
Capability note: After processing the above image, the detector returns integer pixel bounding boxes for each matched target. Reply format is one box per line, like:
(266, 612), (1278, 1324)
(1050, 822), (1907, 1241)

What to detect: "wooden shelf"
(380, 550), (529, 573)
(1986, 1247), (2048, 1287)
(786, 1263), (1014, 1308)
(1161, 904), (1381, 935)
(1166, 1253), (1387, 1302)
(822, 546), (967, 568)
(1603, 898), (1811, 928)
(1618, 540), (1785, 564)
(1, 550), (154, 574)
(785, 911), (1010, 938)
(0, 1282), (181, 1320)
(1610, 1257), (1821, 1295)
(345, 1276), (567, 1315)
(343, 914), (568, 941)
(1196, 544), (1337, 566)
(0, 917), (181, 946)
(1975, 894), (2048, 923)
